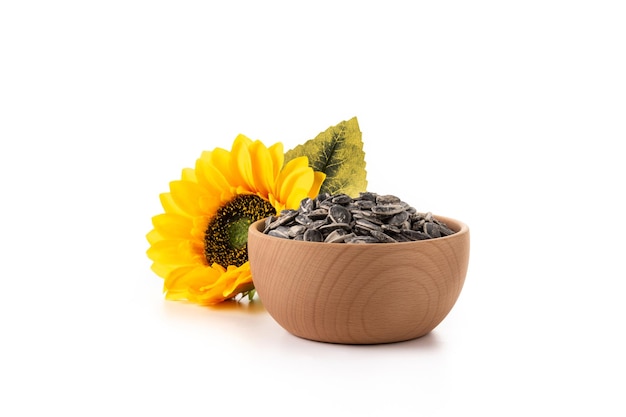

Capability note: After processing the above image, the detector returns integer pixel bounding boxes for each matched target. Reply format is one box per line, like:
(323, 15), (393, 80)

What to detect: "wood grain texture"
(248, 215), (470, 344)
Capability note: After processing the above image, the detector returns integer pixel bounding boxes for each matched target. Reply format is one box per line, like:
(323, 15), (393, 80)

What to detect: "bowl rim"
(248, 214), (469, 247)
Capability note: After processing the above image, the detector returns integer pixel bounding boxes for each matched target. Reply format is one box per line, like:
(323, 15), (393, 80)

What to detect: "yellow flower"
(146, 134), (325, 305)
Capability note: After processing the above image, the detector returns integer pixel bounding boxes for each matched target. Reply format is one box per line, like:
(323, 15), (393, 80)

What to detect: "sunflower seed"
(262, 192), (456, 243)
(295, 213), (313, 225)
(401, 229), (430, 241)
(329, 204), (352, 224)
(412, 219), (425, 231)
(269, 210), (298, 228)
(307, 219), (328, 230)
(370, 230), (398, 243)
(392, 233), (412, 242)
(307, 208), (329, 220)
(317, 192), (331, 202)
(355, 199), (376, 210)
(370, 204), (406, 216)
(355, 218), (382, 231)
(331, 194), (352, 205)
(303, 229), (323, 242)
(352, 210), (383, 224)
(358, 192), (377, 201)
(289, 224), (307, 237)
(381, 223), (402, 234)
(299, 197), (316, 213)
(354, 225), (374, 236)
(268, 227), (290, 239)
(388, 210), (409, 226)
(376, 194), (401, 205)
(264, 215), (277, 232)
(324, 229), (348, 243)
(347, 235), (380, 244)
(439, 224), (456, 236)
(319, 200), (334, 210)
(424, 222), (441, 238)
(319, 222), (352, 234)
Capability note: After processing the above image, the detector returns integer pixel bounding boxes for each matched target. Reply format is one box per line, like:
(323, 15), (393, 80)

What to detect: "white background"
(1, 1), (625, 415)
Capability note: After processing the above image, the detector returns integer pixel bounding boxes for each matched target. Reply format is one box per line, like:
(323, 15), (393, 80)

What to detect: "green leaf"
(285, 117), (367, 197)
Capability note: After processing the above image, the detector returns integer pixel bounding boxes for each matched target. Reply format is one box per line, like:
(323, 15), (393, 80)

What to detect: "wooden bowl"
(247, 215), (470, 344)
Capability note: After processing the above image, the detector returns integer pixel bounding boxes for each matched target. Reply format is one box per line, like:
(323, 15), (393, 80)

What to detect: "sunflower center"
(204, 194), (276, 268)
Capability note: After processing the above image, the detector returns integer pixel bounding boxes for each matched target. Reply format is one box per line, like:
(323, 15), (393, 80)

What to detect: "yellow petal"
(274, 156), (306, 198)
(181, 167), (197, 182)
(152, 213), (194, 239)
(309, 171), (326, 199)
(164, 289), (188, 301)
(165, 266), (209, 294)
(190, 216), (210, 241)
(268, 142), (284, 179)
(159, 193), (186, 216)
(248, 140), (274, 196)
(276, 158), (313, 207)
(169, 180), (208, 217)
(194, 158), (217, 193)
(186, 265), (232, 305)
(227, 135), (252, 191)
(207, 148), (235, 190)
(285, 175), (315, 209)
(195, 152), (228, 196)
(221, 262), (253, 298)
(198, 195), (222, 218)
(146, 239), (202, 265)
(146, 229), (164, 245)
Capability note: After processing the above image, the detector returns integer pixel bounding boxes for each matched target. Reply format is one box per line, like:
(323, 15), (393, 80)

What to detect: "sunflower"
(146, 134), (326, 305)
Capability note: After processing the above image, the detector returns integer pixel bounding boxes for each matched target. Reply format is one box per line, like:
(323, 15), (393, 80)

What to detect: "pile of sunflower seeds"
(262, 192), (456, 243)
